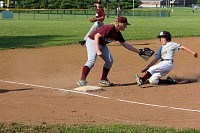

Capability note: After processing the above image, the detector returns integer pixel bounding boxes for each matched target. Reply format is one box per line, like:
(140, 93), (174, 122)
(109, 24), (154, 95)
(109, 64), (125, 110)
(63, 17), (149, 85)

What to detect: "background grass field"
(1, 7), (200, 132)
(1, 123), (200, 133)
(0, 7), (200, 50)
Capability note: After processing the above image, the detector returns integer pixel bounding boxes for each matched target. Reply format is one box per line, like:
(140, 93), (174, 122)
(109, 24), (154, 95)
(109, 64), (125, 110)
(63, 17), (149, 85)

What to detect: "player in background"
(77, 16), (145, 87)
(134, 31), (198, 86)
(192, 4), (198, 13)
(78, 0), (105, 46)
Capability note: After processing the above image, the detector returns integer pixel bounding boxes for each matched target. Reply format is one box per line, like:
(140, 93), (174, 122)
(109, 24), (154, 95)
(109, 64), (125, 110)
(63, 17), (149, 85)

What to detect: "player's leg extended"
(148, 61), (173, 84)
(84, 38), (97, 70)
(77, 38), (97, 86)
(99, 45), (113, 86)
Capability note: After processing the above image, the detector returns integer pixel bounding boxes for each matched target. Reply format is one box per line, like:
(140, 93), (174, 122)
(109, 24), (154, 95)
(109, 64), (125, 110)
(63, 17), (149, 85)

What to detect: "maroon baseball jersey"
(88, 24), (125, 45)
(96, 7), (105, 19)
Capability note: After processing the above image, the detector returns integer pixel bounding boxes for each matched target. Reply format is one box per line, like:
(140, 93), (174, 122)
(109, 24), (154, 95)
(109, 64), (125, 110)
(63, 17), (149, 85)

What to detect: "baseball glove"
(139, 47), (154, 60)
(89, 17), (97, 23)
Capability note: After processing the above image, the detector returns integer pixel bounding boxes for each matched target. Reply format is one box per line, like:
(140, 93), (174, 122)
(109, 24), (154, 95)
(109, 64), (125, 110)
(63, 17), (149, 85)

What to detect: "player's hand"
(141, 69), (147, 73)
(194, 52), (198, 58)
(96, 50), (102, 56)
(89, 17), (97, 23)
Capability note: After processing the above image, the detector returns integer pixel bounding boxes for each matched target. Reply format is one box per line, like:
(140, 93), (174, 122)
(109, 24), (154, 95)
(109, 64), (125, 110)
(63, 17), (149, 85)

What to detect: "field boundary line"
(117, 99), (200, 113)
(1, 79), (200, 113)
(0, 79), (109, 99)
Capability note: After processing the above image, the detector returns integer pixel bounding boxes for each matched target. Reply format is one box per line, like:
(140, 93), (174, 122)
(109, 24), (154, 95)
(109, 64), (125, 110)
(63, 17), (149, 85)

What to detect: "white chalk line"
(1, 79), (200, 113)
(0, 80), (109, 99)
(117, 99), (200, 113)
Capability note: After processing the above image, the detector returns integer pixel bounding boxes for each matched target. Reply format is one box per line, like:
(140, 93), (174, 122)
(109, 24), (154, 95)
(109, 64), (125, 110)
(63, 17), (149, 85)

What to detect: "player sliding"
(76, 16), (154, 87)
(134, 31), (198, 86)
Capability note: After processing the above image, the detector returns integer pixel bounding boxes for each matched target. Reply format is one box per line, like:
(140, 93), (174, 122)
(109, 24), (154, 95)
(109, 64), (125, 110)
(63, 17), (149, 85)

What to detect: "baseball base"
(73, 85), (103, 92)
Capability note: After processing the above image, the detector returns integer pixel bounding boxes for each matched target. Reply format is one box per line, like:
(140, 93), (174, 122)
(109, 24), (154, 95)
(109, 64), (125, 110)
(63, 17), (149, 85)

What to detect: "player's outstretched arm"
(179, 45), (198, 58)
(121, 42), (140, 53)
(121, 42), (154, 60)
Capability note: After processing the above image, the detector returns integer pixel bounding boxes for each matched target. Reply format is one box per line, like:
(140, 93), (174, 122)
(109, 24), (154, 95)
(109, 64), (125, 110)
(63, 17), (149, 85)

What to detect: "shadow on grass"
(0, 35), (73, 50)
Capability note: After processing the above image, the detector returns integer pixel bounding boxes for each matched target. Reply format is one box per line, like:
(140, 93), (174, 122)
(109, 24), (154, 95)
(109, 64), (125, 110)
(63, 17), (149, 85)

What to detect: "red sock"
(81, 66), (90, 80)
(141, 71), (152, 82)
(101, 67), (110, 80)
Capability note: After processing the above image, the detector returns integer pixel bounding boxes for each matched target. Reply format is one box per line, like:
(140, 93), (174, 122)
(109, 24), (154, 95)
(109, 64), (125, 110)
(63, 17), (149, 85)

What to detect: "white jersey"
(154, 42), (181, 60)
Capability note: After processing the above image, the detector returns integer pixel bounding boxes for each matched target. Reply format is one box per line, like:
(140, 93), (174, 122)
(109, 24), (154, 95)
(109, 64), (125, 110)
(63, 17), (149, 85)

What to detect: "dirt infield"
(0, 37), (200, 129)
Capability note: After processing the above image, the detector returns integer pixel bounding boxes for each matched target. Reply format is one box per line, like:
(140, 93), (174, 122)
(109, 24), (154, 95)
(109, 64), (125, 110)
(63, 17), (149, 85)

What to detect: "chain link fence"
(0, 8), (170, 20)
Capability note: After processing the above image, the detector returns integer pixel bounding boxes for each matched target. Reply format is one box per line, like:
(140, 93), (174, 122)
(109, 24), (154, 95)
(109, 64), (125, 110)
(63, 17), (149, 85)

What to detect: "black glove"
(139, 47), (154, 60)
(78, 40), (86, 46)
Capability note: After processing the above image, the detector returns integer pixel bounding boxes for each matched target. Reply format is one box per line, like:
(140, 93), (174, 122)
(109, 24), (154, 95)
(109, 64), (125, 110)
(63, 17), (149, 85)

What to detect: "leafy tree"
(30, 0), (40, 9)
(60, 0), (73, 9)
(40, 0), (48, 9)
(47, 0), (61, 9)
(134, 0), (142, 8)
(197, 0), (200, 4)
(12, 0), (142, 9)
(18, 0), (32, 8)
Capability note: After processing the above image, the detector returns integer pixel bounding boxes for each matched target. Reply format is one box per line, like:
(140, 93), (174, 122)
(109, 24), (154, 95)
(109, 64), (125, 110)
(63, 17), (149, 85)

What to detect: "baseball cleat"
(167, 76), (178, 84)
(99, 78), (114, 86)
(134, 74), (143, 86)
(76, 80), (88, 86)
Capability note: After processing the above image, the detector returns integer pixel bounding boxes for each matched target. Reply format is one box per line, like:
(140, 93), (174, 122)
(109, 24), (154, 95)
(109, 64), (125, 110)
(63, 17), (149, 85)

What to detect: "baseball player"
(134, 31), (198, 86)
(78, 0), (105, 46)
(77, 16), (148, 87)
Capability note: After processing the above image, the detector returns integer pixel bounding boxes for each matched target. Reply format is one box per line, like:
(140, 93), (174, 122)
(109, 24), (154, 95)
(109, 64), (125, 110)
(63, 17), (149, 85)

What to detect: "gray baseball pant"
(85, 38), (113, 69)
(84, 21), (104, 41)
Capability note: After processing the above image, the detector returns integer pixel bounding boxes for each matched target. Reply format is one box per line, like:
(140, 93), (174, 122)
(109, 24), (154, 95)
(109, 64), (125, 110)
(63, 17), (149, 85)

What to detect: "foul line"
(117, 99), (200, 113)
(1, 79), (200, 113)
(0, 80), (109, 99)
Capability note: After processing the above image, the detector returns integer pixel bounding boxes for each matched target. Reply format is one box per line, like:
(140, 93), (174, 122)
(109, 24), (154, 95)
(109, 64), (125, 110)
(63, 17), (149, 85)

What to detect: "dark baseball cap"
(116, 16), (130, 25)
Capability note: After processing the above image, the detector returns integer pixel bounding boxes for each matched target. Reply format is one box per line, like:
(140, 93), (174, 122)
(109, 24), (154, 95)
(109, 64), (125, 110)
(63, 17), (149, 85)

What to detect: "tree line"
(5, 0), (141, 9)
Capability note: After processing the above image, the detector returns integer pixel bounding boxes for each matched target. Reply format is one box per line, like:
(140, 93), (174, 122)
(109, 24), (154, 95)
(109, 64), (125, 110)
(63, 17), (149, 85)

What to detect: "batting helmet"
(157, 31), (171, 42)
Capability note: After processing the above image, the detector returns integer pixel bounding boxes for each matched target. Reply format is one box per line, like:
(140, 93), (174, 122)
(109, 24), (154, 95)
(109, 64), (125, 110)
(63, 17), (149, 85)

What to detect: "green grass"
(0, 7), (200, 50)
(1, 7), (200, 132)
(0, 18), (89, 50)
(1, 123), (200, 133)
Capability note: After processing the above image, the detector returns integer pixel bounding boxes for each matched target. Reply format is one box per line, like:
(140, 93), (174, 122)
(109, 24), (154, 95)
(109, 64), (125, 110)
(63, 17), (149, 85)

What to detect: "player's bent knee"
(104, 60), (113, 69)
(85, 60), (96, 68)
(149, 77), (159, 85)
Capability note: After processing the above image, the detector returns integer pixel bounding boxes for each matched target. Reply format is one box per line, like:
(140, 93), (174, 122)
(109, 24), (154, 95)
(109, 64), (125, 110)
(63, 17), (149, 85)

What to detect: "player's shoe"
(99, 78), (114, 86)
(134, 74), (143, 86)
(78, 40), (86, 46)
(76, 80), (88, 86)
(167, 76), (178, 84)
